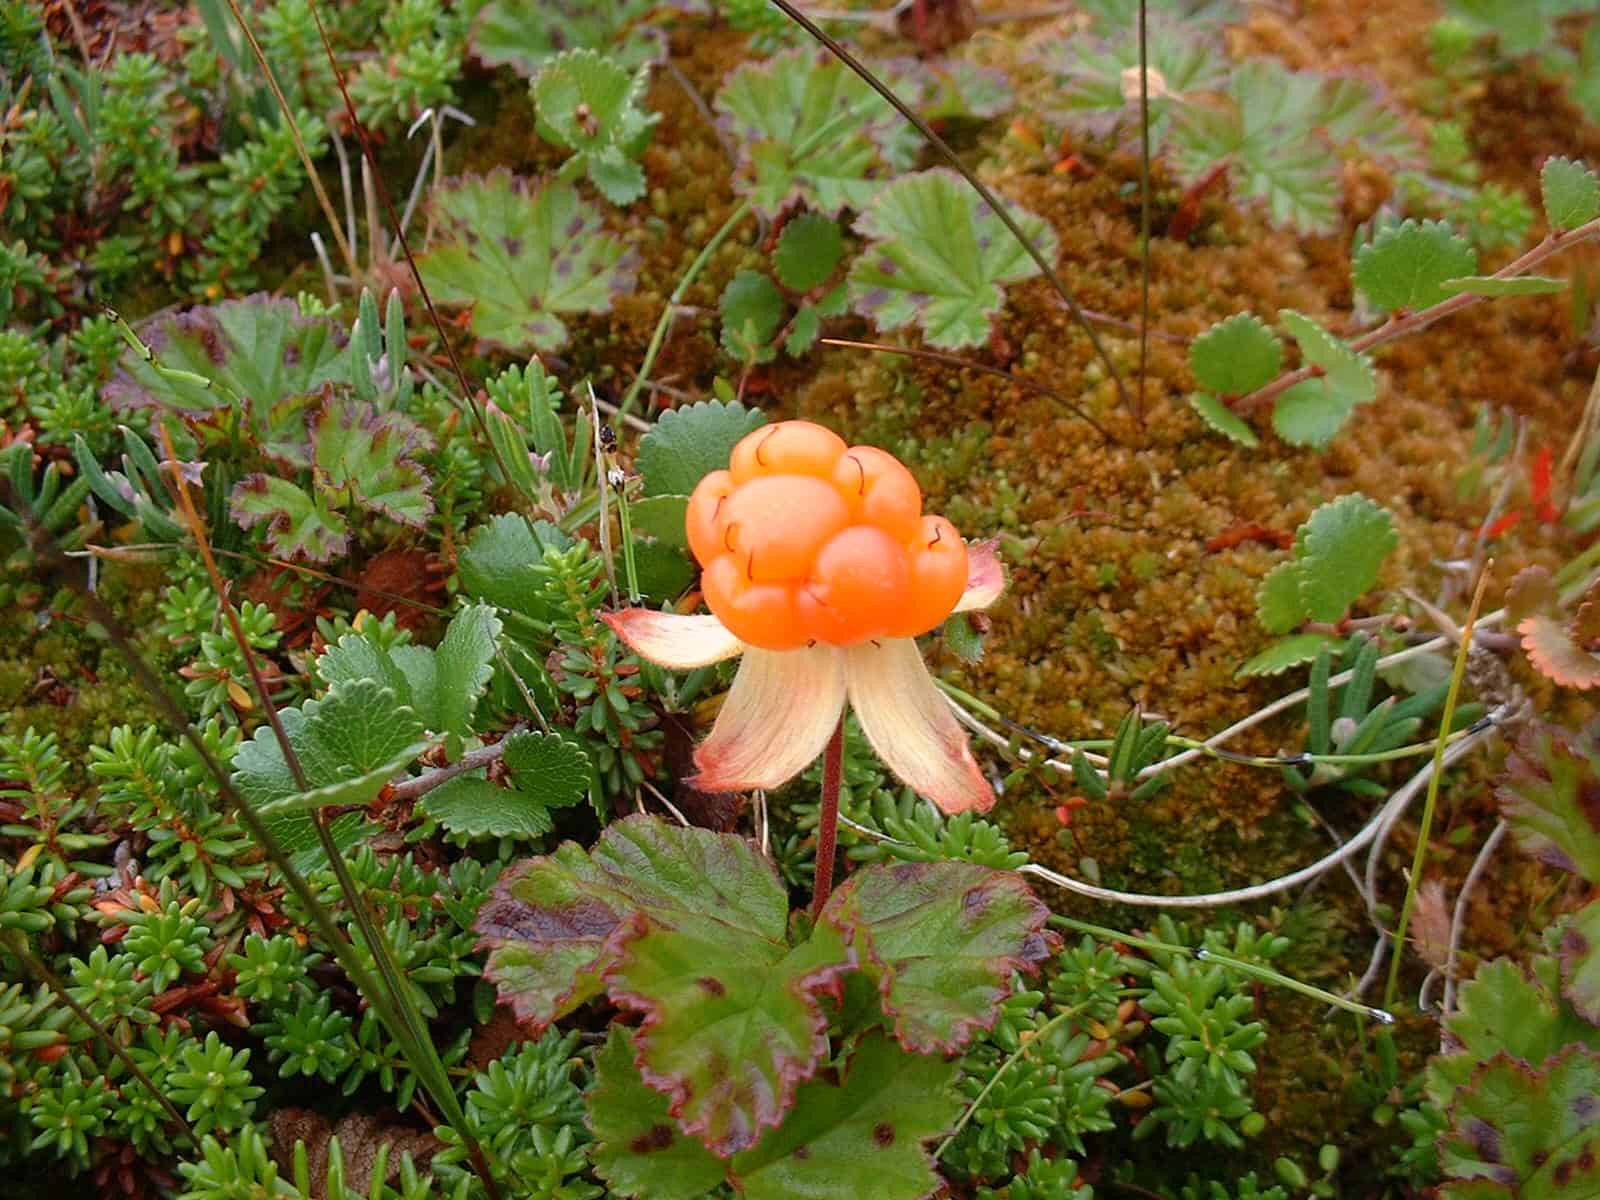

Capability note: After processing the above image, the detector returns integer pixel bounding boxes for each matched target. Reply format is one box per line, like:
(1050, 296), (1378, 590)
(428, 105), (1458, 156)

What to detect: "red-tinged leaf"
(819, 860), (1057, 1054)
(1531, 445), (1555, 508)
(1497, 723), (1600, 882)
(589, 1028), (726, 1200)
(1440, 1046), (1600, 1198)
(609, 910), (855, 1157)
(475, 816), (791, 1031)
(1559, 899), (1600, 1027)
(1520, 615), (1600, 690)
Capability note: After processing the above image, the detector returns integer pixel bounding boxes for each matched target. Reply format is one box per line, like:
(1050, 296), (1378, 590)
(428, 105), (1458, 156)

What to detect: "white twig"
(756, 788), (769, 858)
(1442, 820), (1508, 1014)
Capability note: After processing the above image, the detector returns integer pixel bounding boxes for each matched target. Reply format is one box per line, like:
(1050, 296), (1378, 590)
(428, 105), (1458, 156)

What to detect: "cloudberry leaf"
(590, 1028), (962, 1200)
(1272, 311), (1377, 448)
(849, 168), (1058, 350)
(1497, 723), (1600, 881)
(589, 1028), (725, 1200)
(726, 1033), (962, 1200)
(1559, 899), (1600, 1025)
(231, 679), (427, 817)
(1439, 275), (1568, 297)
(818, 860), (1055, 1054)
(714, 48), (897, 217)
(297, 393), (432, 528)
(417, 171), (638, 354)
(1189, 314), (1283, 396)
(468, 0), (663, 77)
(1428, 956), (1600, 1114)
(773, 214), (845, 293)
(1439, 1046), (1600, 1197)
(532, 49), (658, 206)
(478, 818), (845, 1154)
(230, 476), (348, 563)
(1354, 220), (1477, 313)
(719, 271), (785, 364)
(1294, 494), (1397, 623)
(105, 296), (349, 421)
(1541, 157), (1600, 230)
(637, 400), (767, 497)
(1236, 633), (1336, 678)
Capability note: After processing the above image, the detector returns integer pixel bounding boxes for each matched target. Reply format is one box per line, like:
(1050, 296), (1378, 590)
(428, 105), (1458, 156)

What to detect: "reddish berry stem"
(810, 717), (846, 919)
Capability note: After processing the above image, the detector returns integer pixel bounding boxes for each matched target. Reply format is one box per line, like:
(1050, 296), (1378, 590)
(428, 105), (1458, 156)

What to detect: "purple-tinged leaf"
(1498, 723), (1600, 882)
(1559, 899), (1600, 1027)
(230, 475), (349, 563)
(820, 860), (1056, 1054)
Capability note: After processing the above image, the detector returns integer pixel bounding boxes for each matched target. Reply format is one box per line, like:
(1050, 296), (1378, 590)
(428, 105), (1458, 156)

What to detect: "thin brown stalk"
(222, 0), (358, 277)
(766, 0), (1135, 426)
(1135, 0), (1151, 426)
(810, 718), (846, 919)
(1236, 218), (1600, 415)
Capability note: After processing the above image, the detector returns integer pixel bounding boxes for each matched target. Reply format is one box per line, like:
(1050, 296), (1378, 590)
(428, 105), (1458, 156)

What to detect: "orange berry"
(831, 446), (921, 545)
(720, 474), (849, 583)
(686, 469), (735, 568)
(797, 525), (911, 646)
(729, 420), (847, 484)
(701, 556), (809, 650)
(886, 515), (969, 637)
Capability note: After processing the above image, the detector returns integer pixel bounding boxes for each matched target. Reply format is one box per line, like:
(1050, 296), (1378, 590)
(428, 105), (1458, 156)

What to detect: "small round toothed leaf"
(1189, 314), (1283, 397)
(1352, 219), (1477, 313)
(1190, 393), (1260, 446)
(773, 214), (845, 292)
(1236, 633), (1337, 678)
(636, 399), (767, 497)
(1541, 157), (1600, 231)
(1294, 494), (1397, 623)
(719, 271), (785, 363)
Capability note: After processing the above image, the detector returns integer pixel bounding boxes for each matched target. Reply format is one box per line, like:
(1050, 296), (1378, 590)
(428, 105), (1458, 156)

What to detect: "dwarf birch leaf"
(1353, 220), (1477, 313)
(420, 775), (554, 840)
(1498, 723), (1600, 881)
(1440, 1047), (1600, 1197)
(1190, 314), (1283, 397)
(1272, 310), (1377, 448)
(819, 861), (1055, 1054)
(773, 213), (845, 292)
(1257, 560), (1309, 634)
(719, 271), (784, 364)
(589, 1027), (726, 1200)
(1189, 394), (1260, 446)
(532, 49), (658, 206)
(1559, 899), (1600, 1025)
(502, 730), (591, 810)
(230, 476), (349, 562)
(387, 605), (501, 738)
(418, 171), (638, 354)
(1541, 157), (1600, 231)
(468, 0), (663, 77)
(1294, 494), (1397, 623)
(457, 514), (570, 624)
(105, 295), (350, 418)
(1236, 633), (1336, 678)
(1439, 275), (1569, 297)
(714, 48), (894, 216)
(231, 679), (428, 816)
(637, 400), (767, 497)
(727, 1033), (962, 1200)
(849, 168), (1058, 350)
